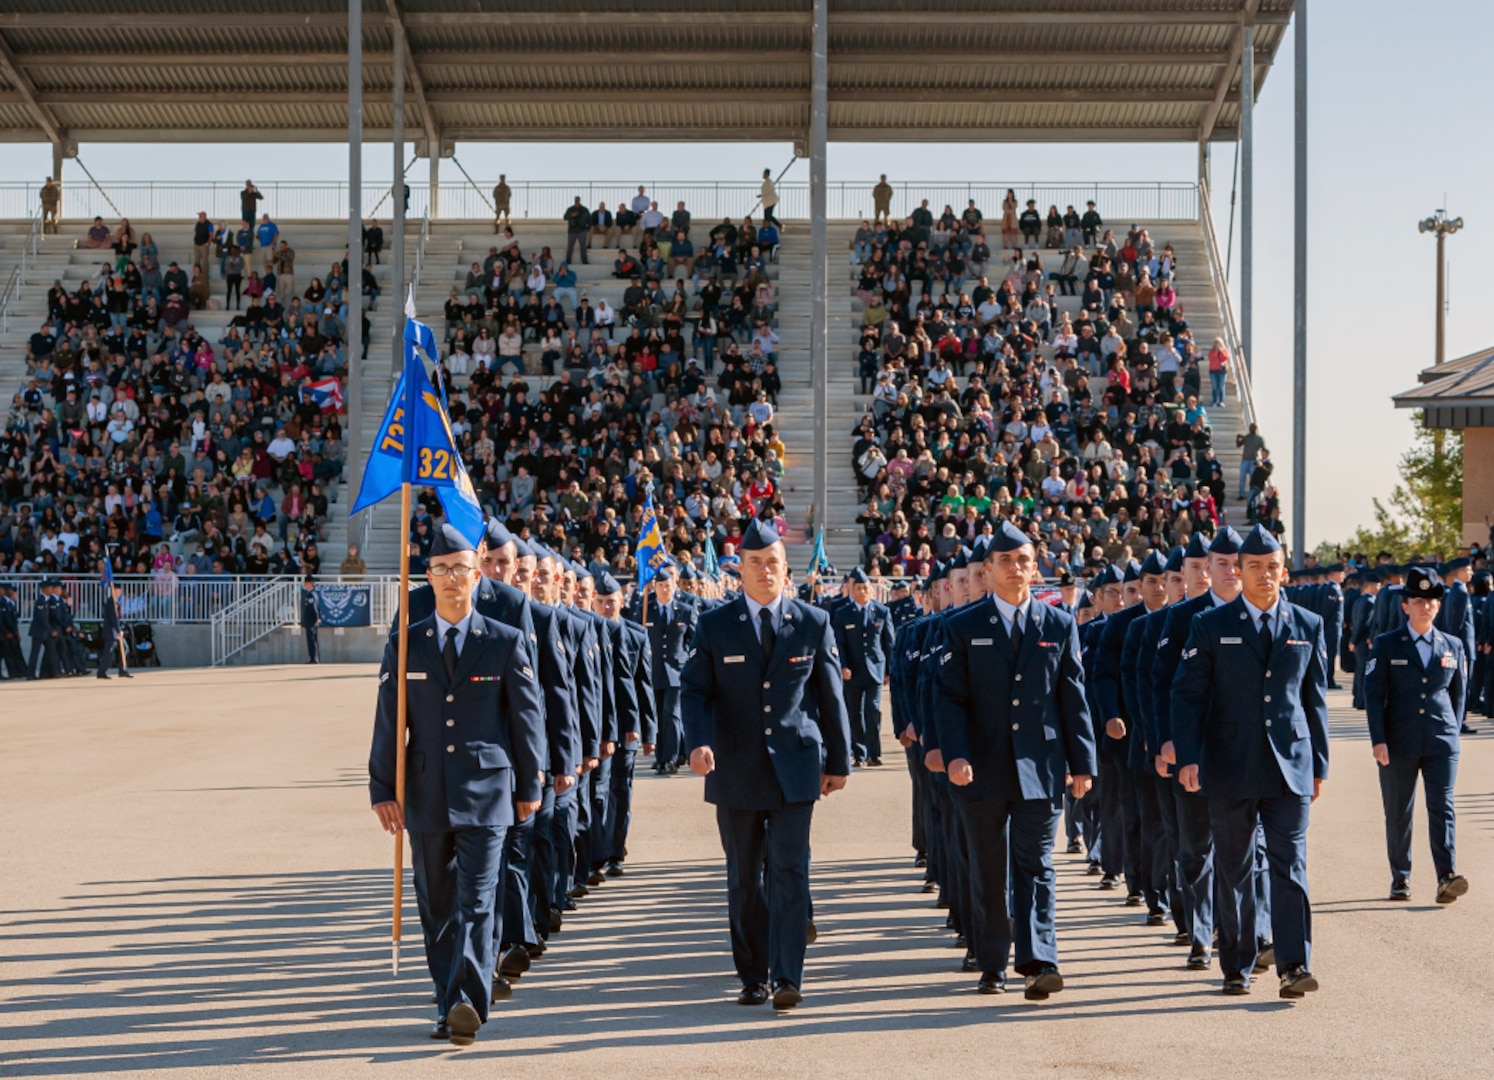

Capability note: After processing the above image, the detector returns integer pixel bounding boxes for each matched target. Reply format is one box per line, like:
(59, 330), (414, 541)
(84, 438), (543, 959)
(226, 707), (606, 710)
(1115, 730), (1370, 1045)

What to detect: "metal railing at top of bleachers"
(0, 208), (44, 333)
(1197, 178), (1259, 432)
(0, 181), (1199, 227)
(209, 575), (301, 665)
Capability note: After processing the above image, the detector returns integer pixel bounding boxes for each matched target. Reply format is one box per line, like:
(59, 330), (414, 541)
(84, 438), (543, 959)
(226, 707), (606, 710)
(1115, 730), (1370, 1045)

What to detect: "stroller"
(125, 622), (162, 668)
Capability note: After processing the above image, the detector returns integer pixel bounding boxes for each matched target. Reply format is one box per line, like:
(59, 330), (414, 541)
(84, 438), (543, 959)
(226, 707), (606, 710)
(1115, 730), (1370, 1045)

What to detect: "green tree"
(1321, 414), (1462, 562)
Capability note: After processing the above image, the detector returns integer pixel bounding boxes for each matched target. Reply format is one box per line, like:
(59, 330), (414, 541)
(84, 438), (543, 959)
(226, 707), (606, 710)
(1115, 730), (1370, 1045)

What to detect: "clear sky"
(1, 0), (1484, 549)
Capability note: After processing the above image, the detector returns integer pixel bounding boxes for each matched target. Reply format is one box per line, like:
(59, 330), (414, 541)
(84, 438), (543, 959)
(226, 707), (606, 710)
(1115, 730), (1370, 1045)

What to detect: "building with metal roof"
(1394, 348), (1494, 546)
(0, 0), (1291, 149)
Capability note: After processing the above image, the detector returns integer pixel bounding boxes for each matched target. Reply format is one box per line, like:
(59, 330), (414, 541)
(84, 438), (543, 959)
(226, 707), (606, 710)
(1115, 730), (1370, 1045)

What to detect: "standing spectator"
(760, 168), (781, 229)
(1208, 337), (1230, 407)
(1236, 423), (1266, 500)
(492, 174), (512, 230)
(239, 180), (263, 250)
(192, 211), (212, 276)
(40, 176), (60, 234)
(872, 174), (893, 223)
(223, 245), (245, 310)
(273, 239), (296, 301)
(256, 213), (279, 261)
(1081, 201), (1104, 244)
(363, 219), (384, 265)
(563, 196), (591, 265)
(340, 543), (367, 580)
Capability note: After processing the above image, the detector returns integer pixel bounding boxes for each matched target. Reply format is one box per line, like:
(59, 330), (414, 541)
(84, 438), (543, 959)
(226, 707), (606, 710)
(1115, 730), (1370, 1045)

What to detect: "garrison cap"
(1240, 524), (1282, 556)
(1184, 533), (1211, 559)
(1208, 526), (1244, 555)
(740, 518), (783, 551)
(1164, 546), (1185, 573)
(985, 519), (1033, 554)
(429, 523), (477, 557)
(846, 566), (871, 584)
(1139, 550), (1168, 577)
(1091, 564), (1123, 588)
(484, 518), (514, 549)
(1122, 559), (1142, 583)
(595, 572), (623, 597)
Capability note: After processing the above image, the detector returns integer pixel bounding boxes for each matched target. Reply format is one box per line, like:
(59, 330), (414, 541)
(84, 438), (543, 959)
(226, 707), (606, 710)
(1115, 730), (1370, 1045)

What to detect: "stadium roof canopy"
(0, 0), (1292, 149)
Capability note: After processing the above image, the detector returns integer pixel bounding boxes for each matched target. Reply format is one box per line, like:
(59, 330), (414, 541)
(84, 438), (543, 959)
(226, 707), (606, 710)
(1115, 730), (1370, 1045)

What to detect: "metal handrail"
(0, 208), (44, 332)
(210, 575), (297, 665)
(0, 180), (1199, 224)
(1197, 179), (1259, 431)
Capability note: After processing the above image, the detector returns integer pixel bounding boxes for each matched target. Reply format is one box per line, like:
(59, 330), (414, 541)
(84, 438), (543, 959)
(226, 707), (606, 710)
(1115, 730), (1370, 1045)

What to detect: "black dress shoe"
(549, 907), (564, 933)
(954, 934), (967, 949)
(914, 854), (927, 868)
(587, 870), (606, 886)
(1389, 878), (1412, 901)
(1437, 874), (1470, 904)
(1024, 964), (1063, 1001)
(447, 1001), (481, 1046)
(921, 881), (936, 893)
(1222, 972), (1250, 995)
(1187, 945), (1211, 970)
(1098, 874), (1118, 890)
(525, 941), (547, 959)
(490, 976), (512, 1002)
(96, 674), (110, 679)
(1253, 942), (1275, 974)
(120, 671), (133, 678)
(961, 953), (978, 973)
(431, 1021), (452, 1040)
(772, 982), (803, 1010)
(1171, 931), (1192, 947)
(570, 883), (589, 898)
(978, 971), (1007, 994)
(806, 921), (818, 944)
(1086, 861), (1102, 876)
(1146, 910), (1167, 926)
(562, 897), (578, 912)
(1124, 892), (1143, 907)
(499, 944), (530, 979)
(1278, 964), (1319, 999)
(1460, 723), (1477, 735)
(867, 756), (883, 767)
(605, 860), (624, 877)
(737, 982), (770, 1006)
(852, 757), (865, 768)
(1066, 840), (1083, 854)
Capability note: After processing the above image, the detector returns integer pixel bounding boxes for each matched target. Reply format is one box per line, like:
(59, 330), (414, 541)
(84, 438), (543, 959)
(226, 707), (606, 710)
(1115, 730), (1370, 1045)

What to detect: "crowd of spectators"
(847, 195), (1280, 577)
(416, 185), (794, 575)
(1, 181), (380, 581)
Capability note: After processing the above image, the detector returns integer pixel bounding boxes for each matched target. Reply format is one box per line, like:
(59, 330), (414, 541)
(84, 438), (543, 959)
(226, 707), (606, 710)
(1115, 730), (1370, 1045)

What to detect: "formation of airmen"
(369, 517), (754, 1045)
(1, 578), (92, 680)
(369, 513), (1479, 1044)
(890, 528), (1476, 1006)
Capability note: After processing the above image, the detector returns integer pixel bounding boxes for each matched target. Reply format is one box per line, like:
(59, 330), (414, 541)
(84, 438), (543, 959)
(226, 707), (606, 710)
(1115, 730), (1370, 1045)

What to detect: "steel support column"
(391, 17), (406, 372)
(1240, 20), (1254, 376)
(1291, 0), (1307, 566)
(428, 153), (439, 219)
(810, 0), (828, 539)
(345, 0), (364, 509)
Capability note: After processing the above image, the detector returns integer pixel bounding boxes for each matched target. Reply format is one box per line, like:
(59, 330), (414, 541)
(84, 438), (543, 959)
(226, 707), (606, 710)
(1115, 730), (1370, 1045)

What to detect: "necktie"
(443, 626), (459, 681)
(1010, 610), (1024, 654)
(1258, 614), (1272, 653)
(759, 607), (777, 661)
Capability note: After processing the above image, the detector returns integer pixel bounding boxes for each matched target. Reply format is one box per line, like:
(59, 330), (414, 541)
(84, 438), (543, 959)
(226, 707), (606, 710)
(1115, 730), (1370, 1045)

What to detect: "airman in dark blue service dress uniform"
(680, 518), (852, 1011)
(1364, 565), (1471, 904)
(935, 520), (1097, 1000)
(1171, 524), (1329, 1000)
(369, 524), (547, 1046)
(833, 566), (896, 767)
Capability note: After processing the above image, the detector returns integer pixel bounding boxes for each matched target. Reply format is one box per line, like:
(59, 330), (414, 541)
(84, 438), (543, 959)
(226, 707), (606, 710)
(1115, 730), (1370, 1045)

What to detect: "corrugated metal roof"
(0, 0), (1291, 143)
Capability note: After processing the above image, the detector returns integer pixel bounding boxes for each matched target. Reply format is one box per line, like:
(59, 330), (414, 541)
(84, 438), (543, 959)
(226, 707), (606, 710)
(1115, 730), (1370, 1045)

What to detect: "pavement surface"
(2, 666), (1492, 1078)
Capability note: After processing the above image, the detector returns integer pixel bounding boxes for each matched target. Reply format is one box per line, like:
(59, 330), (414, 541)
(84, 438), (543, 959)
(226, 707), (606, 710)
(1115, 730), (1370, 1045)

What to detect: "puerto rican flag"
(305, 377), (344, 413)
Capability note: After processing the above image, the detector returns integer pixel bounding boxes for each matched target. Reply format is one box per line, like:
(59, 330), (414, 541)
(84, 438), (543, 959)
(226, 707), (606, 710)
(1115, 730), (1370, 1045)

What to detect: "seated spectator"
(83, 216), (113, 248)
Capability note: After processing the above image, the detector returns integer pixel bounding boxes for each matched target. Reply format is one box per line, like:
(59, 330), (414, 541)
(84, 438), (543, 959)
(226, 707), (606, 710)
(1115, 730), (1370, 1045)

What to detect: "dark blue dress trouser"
(410, 825), (506, 1024)
(1379, 752), (1458, 881)
(716, 802), (814, 988)
(957, 795), (1062, 978)
(1209, 795), (1311, 978)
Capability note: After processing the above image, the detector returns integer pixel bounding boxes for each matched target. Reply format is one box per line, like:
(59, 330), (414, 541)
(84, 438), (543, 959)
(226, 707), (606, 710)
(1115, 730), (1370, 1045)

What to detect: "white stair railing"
(1197, 179), (1259, 431)
(209, 576), (298, 666)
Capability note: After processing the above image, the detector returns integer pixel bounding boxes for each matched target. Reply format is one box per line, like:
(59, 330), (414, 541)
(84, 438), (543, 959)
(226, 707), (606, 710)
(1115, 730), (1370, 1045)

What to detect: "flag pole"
(392, 483), (412, 976)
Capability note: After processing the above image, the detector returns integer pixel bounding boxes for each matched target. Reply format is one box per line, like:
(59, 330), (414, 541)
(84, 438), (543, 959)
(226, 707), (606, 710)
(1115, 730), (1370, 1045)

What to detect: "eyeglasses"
(427, 564), (478, 580)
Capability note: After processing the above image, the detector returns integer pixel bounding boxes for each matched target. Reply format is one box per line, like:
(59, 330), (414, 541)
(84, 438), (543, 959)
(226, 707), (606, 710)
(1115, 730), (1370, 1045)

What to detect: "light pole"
(1418, 209), (1462, 366)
